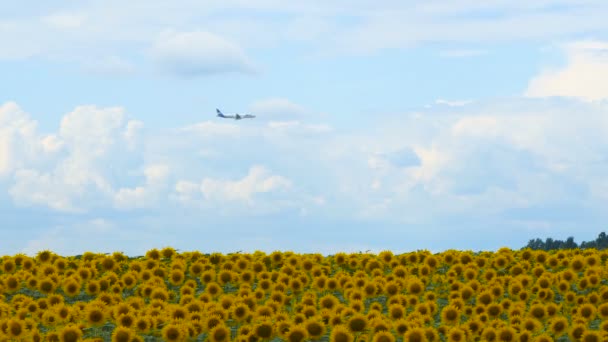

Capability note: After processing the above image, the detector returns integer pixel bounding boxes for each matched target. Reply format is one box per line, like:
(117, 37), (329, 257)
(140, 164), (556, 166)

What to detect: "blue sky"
(2, 1), (608, 256)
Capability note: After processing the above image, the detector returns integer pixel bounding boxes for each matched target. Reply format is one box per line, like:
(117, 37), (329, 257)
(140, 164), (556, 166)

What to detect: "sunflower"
(150, 287), (170, 301)
(41, 310), (60, 326)
(203, 314), (223, 332)
(84, 280), (100, 296)
(2, 258), (16, 273)
(370, 317), (391, 333)
(284, 324), (308, 342)
(231, 303), (251, 322)
(85, 305), (107, 327)
(446, 327), (466, 342)
(254, 320), (274, 339)
(347, 313), (368, 333)
(407, 278), (425, 295)
(38, 277), (57, 294)
(577, 303), (596, 320)
(403, 327), (427, 342)
(59, 324), (83, 342)
(302, 318), (325, 339)
(440, 305), (460, 325)
(6, 319), (25, 339)
(331, 325), (354, 342)
(568, 323), (586, 341)
(111, 326), (134, 342)
(320, 294), (339, 311)
(116, 313), (136, 328)
(518, 330), (531, 342)
(486, 303), (502, 319)
(372, 331), (395, 342)
(146, 248), (161, 260)
(388, 304), (405, 320)
(113, 302), (131, 318)
(528, 303), (546, 321)
(532, 334), (553, 342)
(599, 320), (608, 334)
(62, 279), (81, 297)
(481, 327), (497, 342)
(464, 318), (482, 337)
(162, 323), (187, 342)
(496, 326), (517, 342)
(580, 330), (603, 342)
(548, 316), (568, 337)
(205, 282), (223, 297)
(134, 316), (152, 333)
(169, 306), (189, 321)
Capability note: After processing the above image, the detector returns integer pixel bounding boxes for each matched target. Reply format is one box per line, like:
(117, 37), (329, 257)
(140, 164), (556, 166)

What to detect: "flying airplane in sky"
(216, 108), (255, 120)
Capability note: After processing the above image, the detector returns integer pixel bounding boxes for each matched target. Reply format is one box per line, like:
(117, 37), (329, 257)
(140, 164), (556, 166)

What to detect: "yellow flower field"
(1, 248), (607, 341)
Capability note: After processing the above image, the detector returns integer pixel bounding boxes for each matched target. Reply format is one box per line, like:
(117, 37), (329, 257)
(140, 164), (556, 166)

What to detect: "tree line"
(522, 232), (608, 250)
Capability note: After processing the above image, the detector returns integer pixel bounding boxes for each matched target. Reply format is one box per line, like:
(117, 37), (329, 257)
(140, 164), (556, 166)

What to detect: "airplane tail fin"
(216, 108), (225, 117)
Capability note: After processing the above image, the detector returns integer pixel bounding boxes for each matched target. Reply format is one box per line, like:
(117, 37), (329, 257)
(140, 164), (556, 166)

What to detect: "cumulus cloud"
(173, 165), (292, 208)
(0, 102), (53, 177)
(123, 120), (144, 150)
(113, 164), (170, 209)
(151, 29), (257, 77)
(4, 94), (608, 253)
(6, 103), (144, 212)
(525, 39), (608, 101)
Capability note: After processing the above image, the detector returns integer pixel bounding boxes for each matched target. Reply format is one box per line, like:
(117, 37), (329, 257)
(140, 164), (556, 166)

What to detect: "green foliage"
(522, 231), (608, 251)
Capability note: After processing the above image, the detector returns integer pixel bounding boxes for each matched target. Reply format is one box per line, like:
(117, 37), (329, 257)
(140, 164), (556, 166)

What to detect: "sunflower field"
(1, 248), (608, 342)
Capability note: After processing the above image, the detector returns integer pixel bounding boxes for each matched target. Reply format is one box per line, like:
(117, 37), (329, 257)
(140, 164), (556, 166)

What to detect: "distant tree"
(522, 232), (607, 250)
(564, 236), (577, 249)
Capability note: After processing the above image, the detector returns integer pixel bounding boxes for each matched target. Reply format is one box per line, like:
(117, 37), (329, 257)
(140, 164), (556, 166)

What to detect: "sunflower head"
(162, 323), (187, 342)
(254, 320), (274, 339)
(59, 324), (83, 342)
(372, 331), (395, 342)
(330, 325), (354, 342)
(446, 327), (466, 342)
(284, 324), (308, 342)
(85, 305), (107, 327)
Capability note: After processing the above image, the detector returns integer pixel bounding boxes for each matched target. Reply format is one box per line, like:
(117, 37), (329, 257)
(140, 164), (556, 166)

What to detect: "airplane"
(216, 108), (255, 120)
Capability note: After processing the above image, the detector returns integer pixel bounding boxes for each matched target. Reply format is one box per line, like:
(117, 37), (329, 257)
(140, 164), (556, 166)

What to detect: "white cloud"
(59, 105), (126, 157)
(201, 165), (291, 202)
(40, 134), (64, 154)
(4, 96), (608, 253)
(249, 98), (308, 119)
(10, 169), (82, 212)
(151, 29), (257, 77)
(173, 165), (292, 209)
(123, 120), (144, 150)
(5, 103), (144, 212)
(180, 121), (243, 138)
(113, 163), (170, 209)
(526, 39), (608, 101)
(0, 102), (50, 177)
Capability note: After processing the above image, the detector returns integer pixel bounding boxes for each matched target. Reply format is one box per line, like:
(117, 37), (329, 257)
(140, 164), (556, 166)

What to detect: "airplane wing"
(243, 114), (256, 119)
